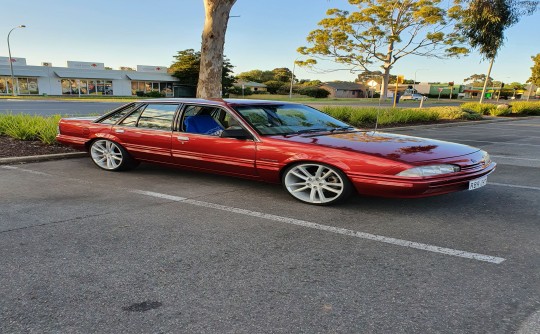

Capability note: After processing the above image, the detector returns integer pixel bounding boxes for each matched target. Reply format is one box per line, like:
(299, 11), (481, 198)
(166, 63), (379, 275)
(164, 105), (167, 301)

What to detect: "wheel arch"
(84, 134), (124, 151)
(278, 158), (352, 184)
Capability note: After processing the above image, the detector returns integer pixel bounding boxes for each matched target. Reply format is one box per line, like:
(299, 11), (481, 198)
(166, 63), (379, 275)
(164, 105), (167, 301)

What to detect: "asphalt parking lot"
(1, 118), (539, 333)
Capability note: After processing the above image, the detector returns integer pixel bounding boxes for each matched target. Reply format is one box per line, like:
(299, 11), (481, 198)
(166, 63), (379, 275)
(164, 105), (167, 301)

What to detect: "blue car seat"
(184, 115), (224, 135)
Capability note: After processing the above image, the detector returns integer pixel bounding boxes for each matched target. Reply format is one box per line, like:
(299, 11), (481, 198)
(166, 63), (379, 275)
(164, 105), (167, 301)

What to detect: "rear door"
(112, 103), (179, 163)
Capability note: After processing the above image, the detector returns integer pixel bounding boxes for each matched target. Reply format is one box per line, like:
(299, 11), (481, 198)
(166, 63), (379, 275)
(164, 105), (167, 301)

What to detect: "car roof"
(136, 98), (299, 107)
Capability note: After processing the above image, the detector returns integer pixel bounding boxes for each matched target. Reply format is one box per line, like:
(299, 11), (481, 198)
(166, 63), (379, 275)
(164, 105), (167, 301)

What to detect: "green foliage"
(236, 70), (275, 83)
(298, 87), (331, 98)
(237, 68), (294, 84)
(271, 68), (293, 82)
(509, 101), (540, 115)
(170, 49), (235, 95)
(229, 86), (253, 96)
(459, 102), (540, 116)
(0, 113), (61, 144)
(460, 102), (497, 115)
(428, 106), (483, 120)
(462, 0), (538, 60)
(143, 91), (165, 98)
(263, 80), (286, 94)
(297, 0), (468, 97)
(319, 106), (474, 127)
(464, 73), (493, 87)
(529, 53), (540, 85)
(490, 104), (512, 116)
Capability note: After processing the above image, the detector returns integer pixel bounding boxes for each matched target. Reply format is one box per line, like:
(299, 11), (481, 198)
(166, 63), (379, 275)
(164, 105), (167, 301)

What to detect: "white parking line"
(489, 182), (540, 191)
(1, 165), (53, 176)
(455, 139), (540, 147)
(491, 155), (540, 162)
(131, 189), (506, 264)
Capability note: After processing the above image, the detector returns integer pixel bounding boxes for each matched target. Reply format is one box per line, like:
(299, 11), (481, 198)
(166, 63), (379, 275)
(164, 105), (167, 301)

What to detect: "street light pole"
(413, 68), (428, 93)
(7, 25), (26, 96)
(289, 57), (301, 99)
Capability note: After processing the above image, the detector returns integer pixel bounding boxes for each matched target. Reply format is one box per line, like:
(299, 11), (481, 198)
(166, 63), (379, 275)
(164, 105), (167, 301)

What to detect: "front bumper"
(349, 162), (496, 198)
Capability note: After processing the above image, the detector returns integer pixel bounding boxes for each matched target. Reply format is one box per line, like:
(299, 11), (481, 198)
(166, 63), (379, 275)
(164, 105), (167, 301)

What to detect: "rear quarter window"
(98, 104), (140, 124)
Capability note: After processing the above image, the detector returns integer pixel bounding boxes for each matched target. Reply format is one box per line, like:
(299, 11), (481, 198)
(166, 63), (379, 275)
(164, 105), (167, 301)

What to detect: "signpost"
(393, 75), (404, 108)
(437, 87), (443, 100)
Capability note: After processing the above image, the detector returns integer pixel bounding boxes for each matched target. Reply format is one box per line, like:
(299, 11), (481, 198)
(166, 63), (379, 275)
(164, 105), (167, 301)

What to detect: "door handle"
(115, 129), (125, 133)
(177, 136), (190, 141)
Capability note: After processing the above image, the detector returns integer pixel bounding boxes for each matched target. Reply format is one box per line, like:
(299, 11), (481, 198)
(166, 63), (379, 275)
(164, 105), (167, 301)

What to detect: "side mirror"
(220, 128), (253, 140)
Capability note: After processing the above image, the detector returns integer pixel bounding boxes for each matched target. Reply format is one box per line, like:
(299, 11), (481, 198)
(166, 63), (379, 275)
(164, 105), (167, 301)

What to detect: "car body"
(56, 98), (495, 205)
(401, 93), (427, 101)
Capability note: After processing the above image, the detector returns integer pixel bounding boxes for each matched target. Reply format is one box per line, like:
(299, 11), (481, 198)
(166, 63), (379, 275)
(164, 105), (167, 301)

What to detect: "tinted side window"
(119, 105), (146, 127)
(99, 104), (138, 124)
(137, 104), (178, 130)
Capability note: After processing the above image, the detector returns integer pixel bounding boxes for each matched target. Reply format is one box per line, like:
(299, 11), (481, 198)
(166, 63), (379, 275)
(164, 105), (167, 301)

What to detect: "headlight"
(397, 164), (461, 177)
(481, 151), (491, 167)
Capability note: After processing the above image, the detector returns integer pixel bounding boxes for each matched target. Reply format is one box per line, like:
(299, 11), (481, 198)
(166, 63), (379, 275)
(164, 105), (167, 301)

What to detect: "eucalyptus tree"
(297, 0), (469, 100)
(527, 53), (540, 99)
(197, 0), (237, 98)
(461, 0), (538, 102)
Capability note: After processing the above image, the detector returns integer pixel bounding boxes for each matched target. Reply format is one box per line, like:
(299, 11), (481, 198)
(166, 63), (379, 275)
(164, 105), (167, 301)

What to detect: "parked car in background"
(57, 99), (495, 205)
(401, 93), (427, 101)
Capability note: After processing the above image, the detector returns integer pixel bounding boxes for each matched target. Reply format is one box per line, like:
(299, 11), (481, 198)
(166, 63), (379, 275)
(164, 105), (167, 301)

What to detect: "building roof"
(322, 82), (365, 90)
(126, 73), (178, 82)
(0, 65), (49, 77)
(234, 81), (267, 88)
(54, 69), (123, 80)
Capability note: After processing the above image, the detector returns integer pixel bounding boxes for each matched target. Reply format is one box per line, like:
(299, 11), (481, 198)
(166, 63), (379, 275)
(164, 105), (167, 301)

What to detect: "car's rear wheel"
(90, 139), (138, 171)
(282, 163), (352, 205)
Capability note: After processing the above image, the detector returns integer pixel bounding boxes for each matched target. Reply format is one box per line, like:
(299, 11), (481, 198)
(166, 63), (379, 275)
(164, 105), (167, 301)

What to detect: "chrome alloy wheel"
(284, 163), (349, 204)
(90, 139), (124, 170)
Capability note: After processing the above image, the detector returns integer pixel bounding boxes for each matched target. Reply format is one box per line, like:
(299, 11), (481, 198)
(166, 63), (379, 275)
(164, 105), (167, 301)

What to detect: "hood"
(62, 116), (98, 122)
(270, 131), (479, 163)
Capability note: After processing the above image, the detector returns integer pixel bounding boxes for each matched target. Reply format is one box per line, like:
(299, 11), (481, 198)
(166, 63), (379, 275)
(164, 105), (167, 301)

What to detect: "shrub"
(135, 91), (145, 97)
(428, 106), (483, 120)
(263, 80), (285, 94)
(229, 86), (253, 96)
(0, 113), (61, 144)
(143, 91), (165, 98)
(299, 87), (330, 98)
(460, 102), (497, 115)
(509, 101), (540, 115)
(321, 107), (440, 127)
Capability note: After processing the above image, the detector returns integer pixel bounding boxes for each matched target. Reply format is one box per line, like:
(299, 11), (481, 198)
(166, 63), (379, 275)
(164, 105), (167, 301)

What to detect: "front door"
(171, 104), (257, 176)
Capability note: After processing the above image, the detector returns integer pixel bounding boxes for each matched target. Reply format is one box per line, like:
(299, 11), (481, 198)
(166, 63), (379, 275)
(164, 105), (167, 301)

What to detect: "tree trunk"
(379, 43), (393, 102)
(381, 67), (391, 103)
(197, 0), (236, 99)
(479, 58), (494, 104)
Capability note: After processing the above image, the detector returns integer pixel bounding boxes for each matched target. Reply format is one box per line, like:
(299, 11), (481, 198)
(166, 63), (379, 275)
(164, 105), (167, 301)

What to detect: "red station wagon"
(57, 98), (496, 205)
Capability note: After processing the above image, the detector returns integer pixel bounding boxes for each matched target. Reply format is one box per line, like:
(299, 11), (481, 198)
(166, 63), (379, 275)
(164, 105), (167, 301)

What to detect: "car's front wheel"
(90, 139), (137, 171)
(282, 163), (352, 205)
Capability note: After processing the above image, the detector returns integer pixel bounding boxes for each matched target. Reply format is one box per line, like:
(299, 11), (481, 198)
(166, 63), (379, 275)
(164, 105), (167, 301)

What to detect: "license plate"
(469, 176), (488, 190)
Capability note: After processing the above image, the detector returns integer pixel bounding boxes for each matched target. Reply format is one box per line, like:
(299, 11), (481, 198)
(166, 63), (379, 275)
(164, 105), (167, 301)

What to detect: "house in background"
(234, 81), (267, 93)
(320, 82), (366, 98)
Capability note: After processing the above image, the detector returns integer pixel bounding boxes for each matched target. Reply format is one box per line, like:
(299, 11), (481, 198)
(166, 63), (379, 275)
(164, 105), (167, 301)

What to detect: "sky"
(1, 0), (538, 85)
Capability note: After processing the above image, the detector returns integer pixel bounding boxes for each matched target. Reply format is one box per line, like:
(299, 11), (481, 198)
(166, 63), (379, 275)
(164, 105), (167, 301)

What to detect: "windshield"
(232, 104), (353, 135)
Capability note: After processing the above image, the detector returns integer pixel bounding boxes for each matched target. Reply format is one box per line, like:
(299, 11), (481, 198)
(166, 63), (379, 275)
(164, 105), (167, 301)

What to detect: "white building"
(0, 57), (190, 97)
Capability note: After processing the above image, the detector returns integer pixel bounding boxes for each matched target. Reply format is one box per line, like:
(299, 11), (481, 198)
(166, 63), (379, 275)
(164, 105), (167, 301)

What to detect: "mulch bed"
(0, 136), (78, 158)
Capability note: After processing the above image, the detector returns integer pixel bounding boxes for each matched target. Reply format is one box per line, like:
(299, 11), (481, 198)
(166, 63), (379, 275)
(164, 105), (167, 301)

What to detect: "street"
(1, 118), (539, 333)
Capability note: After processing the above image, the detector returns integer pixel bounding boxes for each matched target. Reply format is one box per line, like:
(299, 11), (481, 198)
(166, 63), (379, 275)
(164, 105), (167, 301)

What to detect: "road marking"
(1, 165), (53, 176)
(491, 155), (540, 162)
(454, 139), (540, 147)
(490, 182), (540, 191)
(132, 189), (506, 264)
